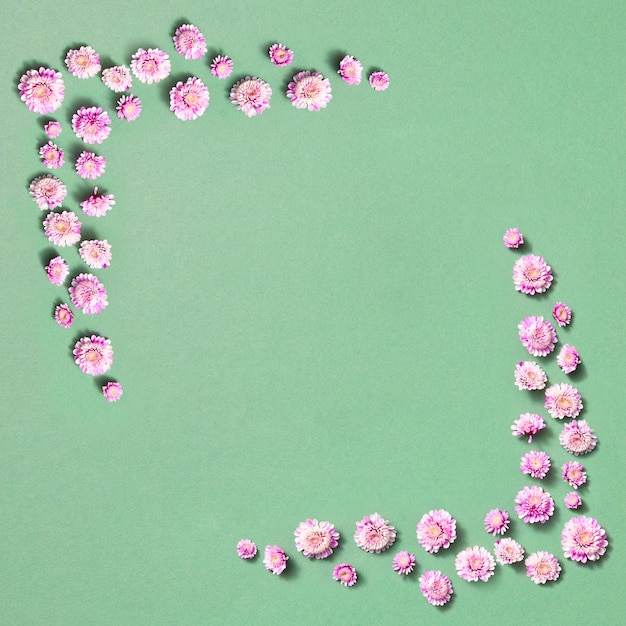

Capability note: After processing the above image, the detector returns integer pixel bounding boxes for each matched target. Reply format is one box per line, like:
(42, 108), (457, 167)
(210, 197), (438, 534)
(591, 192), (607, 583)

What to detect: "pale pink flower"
(72, 106), (111, 144)
(73, 335), (113, 375)
(43, 211), (81, 247)
(338, 55), (363, 85)
(102, 381), (123, 402)
(455, 546), (495, 582)
(503, 228), (524, 248)
(515, 485), (554, 524)
(80, 187), (115, 217)
(263, 545), (288, 574)
(45, 255), (69, 285)
(484, 509), (510, 536)
(518, 315), (557, 357)
(544, 383), (582, 419)
(102, 66), (132, 92)
(514, 361), (547, 390)
(287, 71), (332, 111)
(369, 71), (390, 91)
(493, 538), (524, 565)
(552, 301), (572, 327)
(562, 516), (608, 563)
(511, 413), (546, 443)
(236, 539), (257, 559)
(170, 77), (210, 120)
(18, 67), (65, 114)
(79, 239), (112, 269)
(564, 492), (582, 509)
(44, 121), (62, 138)
(173, 24), (207, 60)
(75, 151), (106, 179)
(513, 254), (553, 295)
(29, 174), (67, 210)
(294, 519), (339, 559)
(557, 344), (581, 374)
(559, 419), (597, 455)
(65, 46), (101, 78)
(69, 273), (108, 314)
(418, 570), (453, 606)
(525, 551), (561, 584)
(210, 55), (233, 79)
(268, 43), (293, 66)
(392, 551), (416, 575)
(39, 141), (64, 169)
(520, 450), (551, 480)
(54, 303), (73, 328)
(116, 94), (142, 121)
(130, 48), (171, 84)
(332, 563), (357, 587)
(416, 509), (456, 553)
(562, 461), (587, 489)
(230, 77), (272, 117)
(354, 512), (396, 553)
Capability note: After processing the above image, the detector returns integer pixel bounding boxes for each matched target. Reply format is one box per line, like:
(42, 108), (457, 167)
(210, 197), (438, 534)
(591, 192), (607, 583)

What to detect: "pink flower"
(263, 545), (288, 575)
(484, 509), (510, 536)
(294, 519), (339, 559)
(503, 228), (524, 248)
(268, 43), (294, 66)
(18, 67), (65, 114)
(236, 539), (257, 559)
(520, 450), (551, 480)
(210, 55), (233, 79)
(525, 551), (561, 584)
(102, 381), (123, 402)
(418, 570), (453, 606)
(79, 239), (112, 269)
(557, 344), (581, 374)
(513, 254), (553, 295)
(80, 187), (115, 217)
(72, 106), (111, 144)
(65, 46), (101, 78)
(562, 461), (587, 489)
(559, 419), (597, 455)
(518, 315), (557, 357)
(75, 151), (106, 179)
(332, 563), (357, 587)
(562, 516), (608, 563)
(45, 255), (69, 285)
(416, 509), (457, 553)
(544, 383), (583, 419)
(116, 94), (142, 121)
(170, 77), (210, 120)
(354, 512), (396, 553)
(338, 55), (363, 85)
(494, 538), (524, 565)
(392, 551), (416, 575)
(287, 71), (332, 111)
(54, 303), (73, 328)
(564, 492), (582, 509)
(73, 335), (113, 375)
(130, 48), (171, 84)
(230, 77), (272, 117)
(369, 71), (390, 91)
(43, 211), (81, 247)
(173, 24), (207, 60)
(69, 273), (108, 314)
(514, 361), (547, 390)
(511, 413), (546, 443)
(454, 546), (495, 582)
(102, 66), (132, 92)
(552, 301), (572, 327)
(29, 174), (67, 210)
(39, 141), (64, 169)
(44, 121), (62, 138)
(514, 485), (554, 524)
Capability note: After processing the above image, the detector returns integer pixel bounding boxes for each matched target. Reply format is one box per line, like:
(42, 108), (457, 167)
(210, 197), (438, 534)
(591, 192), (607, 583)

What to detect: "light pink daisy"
(518, 315), (557, 357)
(69, 273), (108, 314)
(338, 55), (363, 85)
(45, 255), (69, 285)
(173, 24), (207, 60)
(354, 513), (396, 553)
(44, 121), (62, 138)
(494, 538), (525, 565)
(54, 303), (73, 328)
(43, 211), (81, 247)
(230, 76), (272, 117)
(513, 254), (553, 295)
(102, 381), (123, 402)
(514, 485), (554, 524)
(39, 141), (64, 169)
(514, 361), (547, 391)
(559, 420), (597, 455)
(29, 174), (67, 210)
(525, 551), (561, 584)
(210, 55), (233, 79)
(72, 106), (111, 144)
(503, 228), (524, 248)
(544, 383), (583, 419)
(65, 46), (101, 78)
(130, 48), (171, 84)
(552, 301), (572, 327)
(484, 509), (510, 536)
(455, 546), (495, 582)
(294, 519), (339, 559)
(416, 509), (456, 553)
(80, 187), (115, 217)
(116, 94), (142, 121)
(520, 450), (551, 480)
(369, 71), (390, 91)
(418, 570), (453, 606)
(170, 77), (210, 120)
(392, 551), (416, 575)
(102, 66), (132, 92)
(511, 412), (546, 443)
(18, 67), (65, 114)
(557, 344), (581, 374)
(268, 43), (294, 66)
(79, 239), (112, 269)
(564, 492), (582, 509)
(332, 563), (357, 587)
(562, 461), (587, 489)
(562, 516), (608, 563)
(263, 545), (288, 575)
(287, 71), (332, 111)
(75, 151), (106, 179)
(236, 539), (257, 559)
(73, 335), (113, 375)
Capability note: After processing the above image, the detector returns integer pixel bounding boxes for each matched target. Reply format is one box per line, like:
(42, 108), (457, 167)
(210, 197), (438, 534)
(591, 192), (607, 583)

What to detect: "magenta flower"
(102, 381), (123, 402)
(170, 77), (210, 120)
(562, 461), (587, 489)
(525, 551), (561, 584)
(418, 570), (453, 606)
(562, 516), (608, 563)
(503, 228), (524, 248)
(511, 413), (546, 443)
(54, 303), (74, 328)
(332, 563), (357, 587)
(73, 335), (113, 375)
(230, 77), (272, 117)
(39, 141), (64, 169)
(268, 43), (294, 66)
(520, 450), (551, 480)
(294, 519), (339, 559)
(29, 174), (67, 210)
(79, 239), (112, 269)
(416, 509), (457, 553)
(210, 55), (233, 79)
(173, 24), (207, 60)
(564, 492), (582, 509)
(236, 538), (257, 559)
(557, 344), (581, 374)
(80, 187), (115, 217)
(65, 46), (101, 78)
(484, 509), (510, 536)
(552, 301), (572, 327)
(392, 551), (416, 575)
(368, 71), (389, 91)
(72, 106), (111, 144)
(130, 48), (171, 84)
(513, 254), (553, 295)
(455, 546), (495, 582)
(354, 512), (396, 553)
(69, 273), (108, 314)
(45, 255), (69, 285)
(43, 211), (81, 247)
(338, 55), (363, 85)
(102, 66), (132, 92)
(514, 485), (554, 524)
(544, 383), (583, 419)
(263, 545), (288, 575)
(559, 419), (597, 455)
(116, 94), (142, 121)
(514, 361), (547, 391)
(44, 121), (62, 138)
(75, 151), (106, 179)
(287, 71), (332, 111)
(494, 538), (524, 565)
(518, 315), (557, 357)
(18, 67), (65, 114)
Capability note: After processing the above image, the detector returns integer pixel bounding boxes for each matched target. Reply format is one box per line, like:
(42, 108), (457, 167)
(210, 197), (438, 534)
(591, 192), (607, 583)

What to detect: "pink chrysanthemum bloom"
(73, 335), (113, 375)
(513, 254), (553, 295)
(525, 551), (561, 584)
(230, 76), (272, 117)
(130, 48), (171, 84)
(39, 141), (64, 169)
(54, 303), (74, 328)
(294, 519), (339, 559)
(514, 361), (547, 391)
(514, 485), (554, 524)
(518, 315), (557, 357)
(80, 187), (115, 217)
(418, 570), (453, 606)
(72, 106), (112, 144)
(503, 228), (524, 248)
(338, 55), (363, 85)
(236, 539), (257, 559)
(455, 546), (495, 582)
(45, 255), (69, 285)
(369, 71), (390, 91)
(69, 273), (108, 314)
(544, 383), (583, 419)
(102, 66), (132, 92)
(268, 43), (294, 66)
(564, 492), (582, 509)
(65, 46), (101, 78)
(263, 545), (288, 575)
(173, 24), (207, 60)
(416, 509), (457, 553)
(287, 71), (332, 111)
(18, 67), (65, 114)
(210, 55), (233, 79)
(494, 538), (525, 565)
(392, 551), (416, 575)
(75, 151), (106, 179)
(170, 77), (210, 120)
(44, 121), (62, 138)
(552, 301), (572, 327)
(102, 381), (123, 402)
(562, 461), (587, 489)
(557, 344), (581, 374)
(520, 450), (551, 480)
(332, 563), (357, 587)
(79, 239), (112, 269)
(562, 516), (608, 563)
(116, 94), (142, 121)
(560, 419), (597, 455)
(29, 174), (67, 210)
(43, 211), (81, 247)
(484, 509), (510, 536)
(511, 412), (546, 443)
(354, 512), (396, 553)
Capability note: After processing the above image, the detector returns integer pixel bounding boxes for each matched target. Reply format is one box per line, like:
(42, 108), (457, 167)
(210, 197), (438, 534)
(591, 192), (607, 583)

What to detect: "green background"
(2, 1), (624, 624)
